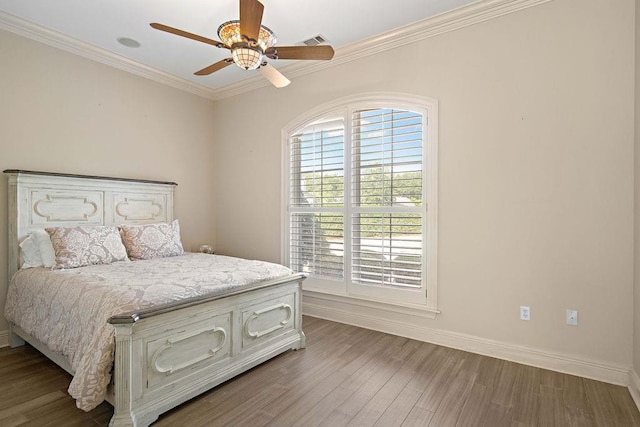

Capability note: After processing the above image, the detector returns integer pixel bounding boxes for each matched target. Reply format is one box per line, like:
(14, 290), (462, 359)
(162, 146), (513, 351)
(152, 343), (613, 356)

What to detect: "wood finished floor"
(0, 316), (639, 426)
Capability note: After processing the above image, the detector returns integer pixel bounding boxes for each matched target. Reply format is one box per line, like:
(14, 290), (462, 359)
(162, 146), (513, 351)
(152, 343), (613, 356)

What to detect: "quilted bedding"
(4, 253), (293, 411)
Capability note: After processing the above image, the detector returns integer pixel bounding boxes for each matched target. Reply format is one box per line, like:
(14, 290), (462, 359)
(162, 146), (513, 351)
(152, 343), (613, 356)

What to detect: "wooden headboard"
(4, 170), (177, 282)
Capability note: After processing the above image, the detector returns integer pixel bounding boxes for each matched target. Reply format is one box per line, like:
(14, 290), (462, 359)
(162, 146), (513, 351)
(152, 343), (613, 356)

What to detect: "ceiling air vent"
(302, 34), (328, 46)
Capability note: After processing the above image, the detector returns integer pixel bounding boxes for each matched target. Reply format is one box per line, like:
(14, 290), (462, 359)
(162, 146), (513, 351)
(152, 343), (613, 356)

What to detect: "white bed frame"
(4, 170), (306, 427)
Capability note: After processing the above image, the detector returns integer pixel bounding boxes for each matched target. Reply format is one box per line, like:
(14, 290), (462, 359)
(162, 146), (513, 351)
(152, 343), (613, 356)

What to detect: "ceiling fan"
(150, 0), (335, 88)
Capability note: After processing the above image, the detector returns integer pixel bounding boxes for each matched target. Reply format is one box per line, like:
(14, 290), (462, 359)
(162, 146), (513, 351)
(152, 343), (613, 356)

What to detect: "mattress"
(4, 253), (293, 411)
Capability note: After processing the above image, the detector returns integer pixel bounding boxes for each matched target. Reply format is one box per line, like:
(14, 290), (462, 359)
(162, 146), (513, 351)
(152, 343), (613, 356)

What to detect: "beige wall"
(635, 0), (640, 376)
(214, 0), (636, 366)
(0, 0), (636, 374)
(0, 30), (218, 333)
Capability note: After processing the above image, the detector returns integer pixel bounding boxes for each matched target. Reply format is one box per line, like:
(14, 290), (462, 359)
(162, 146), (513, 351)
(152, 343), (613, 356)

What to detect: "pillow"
(34, 229), (57, 268)
(46, 226), (129, 269)
(18, 230), (57, 269)
(120, 220), (184, 260)
(19, 234), (43, 268)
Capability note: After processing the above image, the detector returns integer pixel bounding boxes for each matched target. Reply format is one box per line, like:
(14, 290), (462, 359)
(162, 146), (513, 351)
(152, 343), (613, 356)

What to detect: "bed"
(3, 170), (306, 427)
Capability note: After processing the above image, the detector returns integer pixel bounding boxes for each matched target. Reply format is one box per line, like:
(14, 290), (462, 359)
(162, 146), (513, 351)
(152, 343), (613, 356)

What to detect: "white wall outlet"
(566, 309), (578, 326)
(520, 306), (530, 321)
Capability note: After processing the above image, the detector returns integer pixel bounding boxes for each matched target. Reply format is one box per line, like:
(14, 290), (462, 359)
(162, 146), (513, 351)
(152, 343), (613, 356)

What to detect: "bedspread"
(4, 253), (293, 411)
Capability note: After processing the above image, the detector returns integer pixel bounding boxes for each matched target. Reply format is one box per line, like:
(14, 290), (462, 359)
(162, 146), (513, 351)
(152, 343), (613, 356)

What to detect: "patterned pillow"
(120, 220), (184, 260)
(46, 226), (130, 269)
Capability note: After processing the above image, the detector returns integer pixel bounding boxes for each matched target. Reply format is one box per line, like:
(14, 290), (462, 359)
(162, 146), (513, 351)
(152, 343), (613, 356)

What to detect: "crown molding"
(0, 0), (552, 102)
(0, 10), (218, 100)
(212, 0), (552, 100)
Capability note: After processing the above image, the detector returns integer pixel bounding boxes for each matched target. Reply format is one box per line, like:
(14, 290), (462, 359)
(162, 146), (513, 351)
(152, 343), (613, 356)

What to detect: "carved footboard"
(108, 274), (305, 427)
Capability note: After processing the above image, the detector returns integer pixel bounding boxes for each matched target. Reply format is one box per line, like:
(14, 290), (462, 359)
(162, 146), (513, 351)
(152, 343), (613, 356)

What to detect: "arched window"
(283, 93), (438, 311)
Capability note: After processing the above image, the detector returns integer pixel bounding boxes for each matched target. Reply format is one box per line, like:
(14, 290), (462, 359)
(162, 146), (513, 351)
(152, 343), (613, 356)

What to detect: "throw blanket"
(4, 253), (293, 411)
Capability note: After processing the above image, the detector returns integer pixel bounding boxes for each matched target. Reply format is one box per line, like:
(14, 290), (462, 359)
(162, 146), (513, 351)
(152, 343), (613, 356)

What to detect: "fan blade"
(194, 59), (233, 76)
(240, 0), (264, 41)
(265, 45), (335, 60)
(150, 23), (228, 49)
(259, 63), (291, 88)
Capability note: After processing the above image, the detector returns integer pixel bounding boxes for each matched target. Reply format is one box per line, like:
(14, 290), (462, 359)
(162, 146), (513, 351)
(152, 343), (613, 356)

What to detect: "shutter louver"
(351, 109), (424, 289)
(290, 213), (344, 279)
(289, 118), (345, 279)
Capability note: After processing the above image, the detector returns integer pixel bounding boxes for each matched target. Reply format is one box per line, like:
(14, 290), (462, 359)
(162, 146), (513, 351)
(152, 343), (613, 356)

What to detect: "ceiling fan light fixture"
(150, 0), (334, 86)
(217, 20), (276, 51)
(232, 46), (263, 70)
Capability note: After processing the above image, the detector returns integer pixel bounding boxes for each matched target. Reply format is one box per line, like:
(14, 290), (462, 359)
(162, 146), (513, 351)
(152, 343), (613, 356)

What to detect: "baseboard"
(0, 330), (8, 348)
(303, 294), (631, 387)
(630, 370), (640, 412)
(2, 300), (634, 398)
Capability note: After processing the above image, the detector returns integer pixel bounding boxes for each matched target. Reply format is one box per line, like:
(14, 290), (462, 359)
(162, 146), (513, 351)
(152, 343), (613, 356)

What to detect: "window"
(283, 94), (438, 309)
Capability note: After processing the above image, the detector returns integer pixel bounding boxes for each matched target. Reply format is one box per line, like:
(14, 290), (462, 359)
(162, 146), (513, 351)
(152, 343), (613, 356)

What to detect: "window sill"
(302, 284), (440, 320)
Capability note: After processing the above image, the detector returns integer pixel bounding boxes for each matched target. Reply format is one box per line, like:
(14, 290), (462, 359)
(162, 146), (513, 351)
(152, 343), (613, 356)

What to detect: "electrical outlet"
(520, 306), (530, 321)
(566, 309), (578, 326)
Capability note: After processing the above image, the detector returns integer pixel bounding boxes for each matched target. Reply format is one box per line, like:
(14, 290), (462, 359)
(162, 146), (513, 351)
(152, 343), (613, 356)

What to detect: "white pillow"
(19, 230), (56, 269)
(34, 229), (56, 268)
(19, 234), (43, 268)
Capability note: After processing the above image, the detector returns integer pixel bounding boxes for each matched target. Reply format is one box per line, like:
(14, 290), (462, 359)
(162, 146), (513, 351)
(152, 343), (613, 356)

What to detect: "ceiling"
(0, 0), (477, 95)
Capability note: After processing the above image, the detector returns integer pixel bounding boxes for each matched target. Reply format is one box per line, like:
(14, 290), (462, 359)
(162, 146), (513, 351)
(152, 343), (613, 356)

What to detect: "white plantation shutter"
(352, 213), (422, 288)
(351, 109), (424, 289)
(289, 118), (345, 279)
(285, 96), (436, 306)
